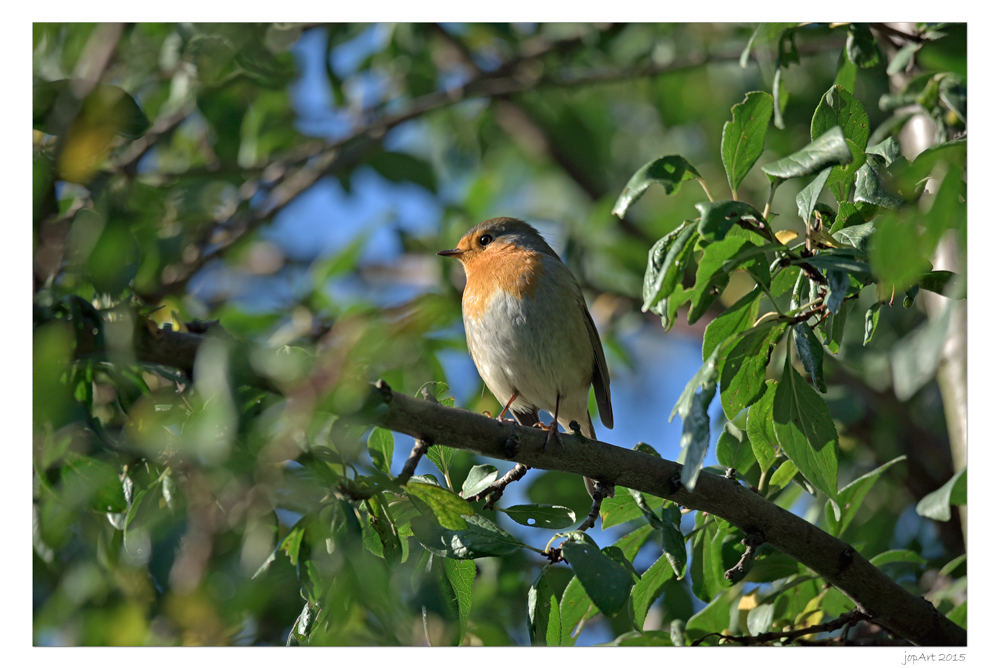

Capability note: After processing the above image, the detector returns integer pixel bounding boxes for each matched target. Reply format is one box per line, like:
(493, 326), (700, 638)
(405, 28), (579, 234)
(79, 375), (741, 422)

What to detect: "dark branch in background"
(63, 317), (965, 646)
(141, 28), (847, 301)
(693, 609), (875, 646)
(428, 24), (652, 245)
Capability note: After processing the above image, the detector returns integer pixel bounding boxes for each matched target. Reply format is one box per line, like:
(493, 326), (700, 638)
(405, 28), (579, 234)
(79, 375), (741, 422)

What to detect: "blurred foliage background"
(33, 23), (966, 646)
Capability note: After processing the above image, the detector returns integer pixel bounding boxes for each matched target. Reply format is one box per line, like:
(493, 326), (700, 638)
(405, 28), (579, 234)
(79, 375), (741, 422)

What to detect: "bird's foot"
(532, 419), (561, 451)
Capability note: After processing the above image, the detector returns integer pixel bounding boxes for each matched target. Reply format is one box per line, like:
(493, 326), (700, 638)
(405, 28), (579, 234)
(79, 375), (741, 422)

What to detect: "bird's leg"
(496, 392), (520, 423)
(542, 394), (561, 451)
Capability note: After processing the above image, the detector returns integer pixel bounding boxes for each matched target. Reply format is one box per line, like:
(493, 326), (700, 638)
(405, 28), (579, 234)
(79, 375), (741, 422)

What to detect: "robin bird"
(438, 217), (613, 497)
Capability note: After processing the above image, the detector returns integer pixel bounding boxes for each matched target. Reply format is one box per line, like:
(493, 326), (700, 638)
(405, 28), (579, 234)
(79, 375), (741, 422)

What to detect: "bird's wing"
(581, 301), (613, 429)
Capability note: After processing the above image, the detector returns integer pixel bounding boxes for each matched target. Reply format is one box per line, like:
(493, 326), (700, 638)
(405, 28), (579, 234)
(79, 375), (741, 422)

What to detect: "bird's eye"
(478, 234), (494, 246)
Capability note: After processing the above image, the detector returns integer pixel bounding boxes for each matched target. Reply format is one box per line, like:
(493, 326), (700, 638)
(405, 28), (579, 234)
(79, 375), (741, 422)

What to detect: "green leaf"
(922, 165), (966, 257)
(916, 467), (967, 521)
(461, 464), (498, 498)
(703, 290), (763, 363)
(792, 248), (872, 281)
(601, 630), (675, 646)
(770, 28), (800, 130)
(671, 343), (722, 491)
(528, 567), (563, 646)
(747, 382), (780, 475)
(499, 504), (576, 530)
(854, 155), (904, 210)
(660, 506), (687, 578)
(364, 493), (402, 569)
(793, 323), (826, 392)
(825, 267), (849, 317)
(598, 491), (643, 529)
(719, 322), (785, 419)
(919, 271), (963, 298)
(846, 24), (881, 69)
(747, 602), (775, 635)
(761, 126), (853, 183)
(769, 460), (799, 490)
(833, 220), (876, 252)
(715, 421), (757, 476)
(721, 91), (773, 196)
(685, 591), (735, 642)
(809, 84), (873, 201)
(683, 229), (770, 325)
(426, 445), (455, 481)
(870, 549), (927, 567)
(824, 298), (853, 355)
(629, 554), (674, 630)
(947, 601), (967, 630)
(442, 558), (475, 644)
(33, 80), (151, 139)
(406, 481), (474, 530)
(830, 200), (868, 233)
(695, 200), (766, 242)
(862, 302), (882, 347)
(613, 155), (703, 218)
(60, 455), (127, 513)
(834, 51), (857, 93)
(772, 357), (840, 516)
(366, 427), (394, 475)
(410, 513), (526, 559)
(559, 526), (654, 645)
(825, 456), (906, 537)
(558, 576), (594, 646)
(899, 138), (966, 195)
(561, 540), (635, 617)
(795, 166), (834, 222)
(642, 222), (698, 313)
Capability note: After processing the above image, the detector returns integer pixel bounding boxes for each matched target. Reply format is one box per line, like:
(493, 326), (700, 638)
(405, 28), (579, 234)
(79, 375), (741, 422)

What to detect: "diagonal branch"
(58, 301), (964, 647)
(350, 381), (965, 647)
(143, 37), (847, 300)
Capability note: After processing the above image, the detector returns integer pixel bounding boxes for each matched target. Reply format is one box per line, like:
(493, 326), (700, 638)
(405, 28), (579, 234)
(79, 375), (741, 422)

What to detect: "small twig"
(576, 480), (615, 532)
(725, 530), (765, 580)
(870, 23), (926, 44)
(693, 608), (873, 646)
(473, 462), (531, 509)
(396, 438), (431, 486)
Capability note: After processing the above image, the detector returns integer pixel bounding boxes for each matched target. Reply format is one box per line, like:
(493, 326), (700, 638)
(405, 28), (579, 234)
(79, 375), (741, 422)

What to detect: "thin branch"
(472, 462), (531, 509)
(694, 608), (874, 646)
(396, 438), (431, 486)
(576, 479), (614, 532)
(143, 38), (848, 300)
(724, 530), (765, 580)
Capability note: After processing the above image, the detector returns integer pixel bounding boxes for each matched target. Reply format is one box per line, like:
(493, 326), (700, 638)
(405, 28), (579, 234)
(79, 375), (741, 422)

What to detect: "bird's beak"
(437, 248), (463, 257)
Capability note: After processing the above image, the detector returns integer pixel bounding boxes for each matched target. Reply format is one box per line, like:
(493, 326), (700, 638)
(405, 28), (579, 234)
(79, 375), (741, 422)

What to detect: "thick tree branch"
(348, 382), (965, 647)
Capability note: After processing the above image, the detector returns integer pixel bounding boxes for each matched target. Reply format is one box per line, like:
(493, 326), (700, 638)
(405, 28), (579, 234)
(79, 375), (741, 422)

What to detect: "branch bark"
(349, 382), (966, 647)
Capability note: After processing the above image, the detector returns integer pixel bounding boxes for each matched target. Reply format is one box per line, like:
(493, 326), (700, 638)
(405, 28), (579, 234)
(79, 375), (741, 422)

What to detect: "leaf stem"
(749, 272), (781, 313)
(762, 180), (781, 221)
(697, 177), (716, 202)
